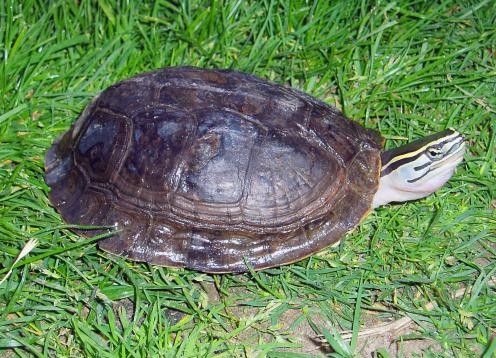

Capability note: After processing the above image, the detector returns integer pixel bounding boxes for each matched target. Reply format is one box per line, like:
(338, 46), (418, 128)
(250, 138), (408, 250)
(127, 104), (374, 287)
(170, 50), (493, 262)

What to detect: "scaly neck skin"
(372, 130), (466, 208)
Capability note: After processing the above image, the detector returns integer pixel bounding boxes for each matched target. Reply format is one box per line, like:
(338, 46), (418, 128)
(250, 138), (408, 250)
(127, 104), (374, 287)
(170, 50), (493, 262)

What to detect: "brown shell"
(45, 67), (383, 273)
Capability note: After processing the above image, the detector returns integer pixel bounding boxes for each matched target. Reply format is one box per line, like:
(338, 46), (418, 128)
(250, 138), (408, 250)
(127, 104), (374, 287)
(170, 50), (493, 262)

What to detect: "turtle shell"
(45, 67), (383, 273)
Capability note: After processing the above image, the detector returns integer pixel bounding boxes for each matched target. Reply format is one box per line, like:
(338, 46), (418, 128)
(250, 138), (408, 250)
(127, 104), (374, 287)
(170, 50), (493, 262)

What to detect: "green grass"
(0, 0), (495, 356)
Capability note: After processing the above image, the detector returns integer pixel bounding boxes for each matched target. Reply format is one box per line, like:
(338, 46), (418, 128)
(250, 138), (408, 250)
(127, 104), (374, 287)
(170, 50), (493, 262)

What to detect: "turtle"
(45, 67), (466, 273)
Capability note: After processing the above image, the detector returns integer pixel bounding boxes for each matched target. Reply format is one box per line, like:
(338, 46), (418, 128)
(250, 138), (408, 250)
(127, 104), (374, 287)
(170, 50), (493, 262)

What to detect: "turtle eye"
(426, 147), (443, 160)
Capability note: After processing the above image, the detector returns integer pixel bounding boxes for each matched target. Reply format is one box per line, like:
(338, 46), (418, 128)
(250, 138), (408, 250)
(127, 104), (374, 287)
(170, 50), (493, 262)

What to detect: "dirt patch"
(199, 281), (446, 357)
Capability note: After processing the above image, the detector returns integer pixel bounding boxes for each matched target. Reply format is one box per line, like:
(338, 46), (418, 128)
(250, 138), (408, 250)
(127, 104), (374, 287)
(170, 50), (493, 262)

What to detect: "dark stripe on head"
(413, 160), (432, 171)
(407, 167), (435, 183)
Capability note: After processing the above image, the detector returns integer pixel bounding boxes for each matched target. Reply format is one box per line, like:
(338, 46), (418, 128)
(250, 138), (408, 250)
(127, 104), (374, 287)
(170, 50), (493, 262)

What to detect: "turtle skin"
(45, 67), (383, 273)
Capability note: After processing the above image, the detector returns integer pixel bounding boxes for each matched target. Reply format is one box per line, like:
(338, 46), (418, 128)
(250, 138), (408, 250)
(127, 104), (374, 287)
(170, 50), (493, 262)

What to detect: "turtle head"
(372, 129), (465, 208)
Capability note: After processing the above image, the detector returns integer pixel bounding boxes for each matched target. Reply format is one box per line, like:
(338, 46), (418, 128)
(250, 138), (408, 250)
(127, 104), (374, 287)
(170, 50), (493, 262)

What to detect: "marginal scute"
(62, 188), (112, 228)
(46, 156), (87, 210)
(98, 205), (151, 256)
(45, 67), (383, 273)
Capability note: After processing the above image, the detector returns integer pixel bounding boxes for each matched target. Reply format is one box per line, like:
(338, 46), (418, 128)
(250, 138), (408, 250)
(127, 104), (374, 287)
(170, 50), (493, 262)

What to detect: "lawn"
(0, 0), (495, 356)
